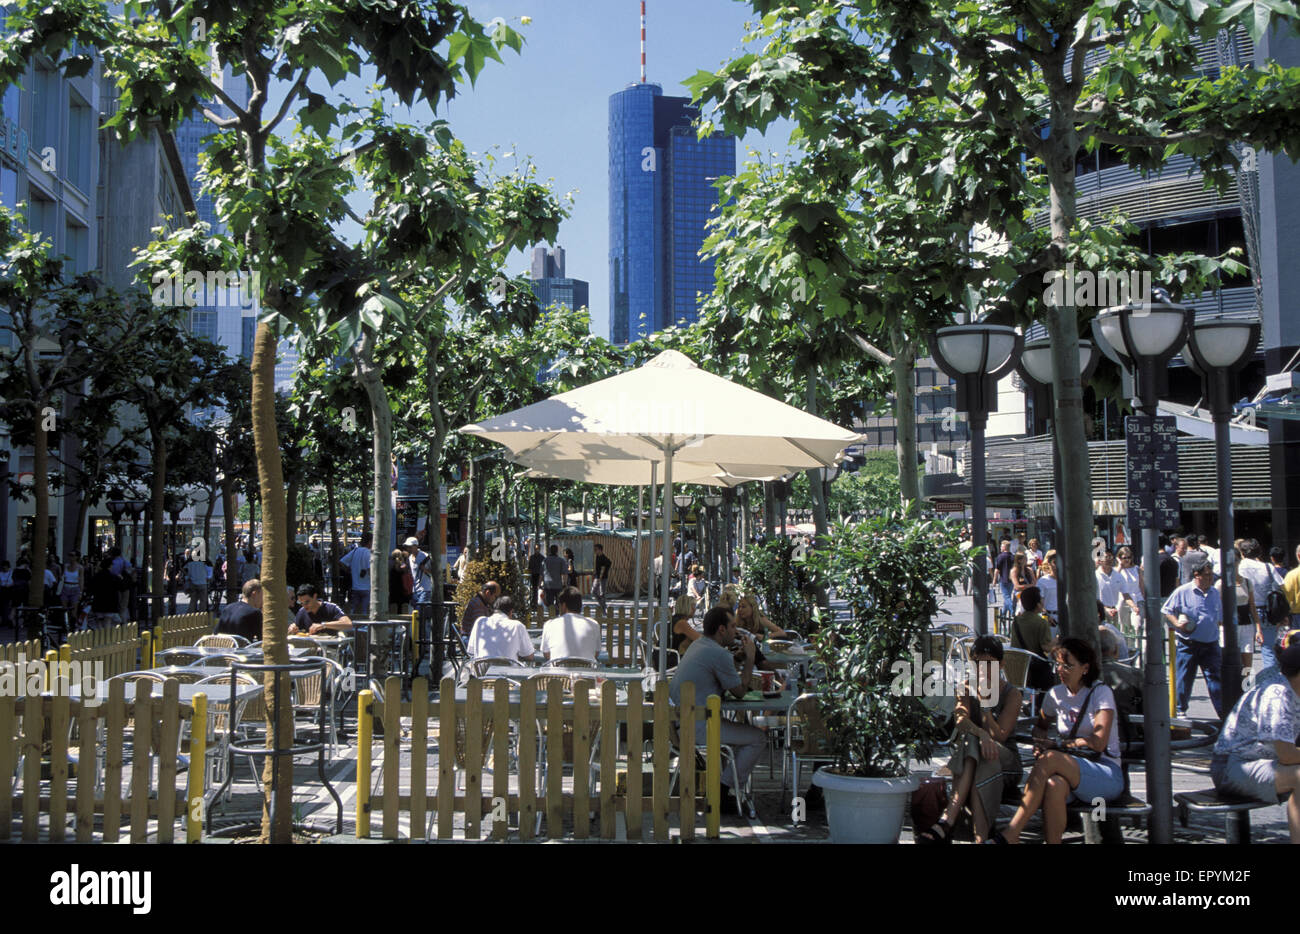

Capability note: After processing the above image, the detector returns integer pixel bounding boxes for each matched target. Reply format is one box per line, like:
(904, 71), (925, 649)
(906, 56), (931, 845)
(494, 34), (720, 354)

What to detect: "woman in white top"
(60, 553), (83, 622)
(1037, 550), (1060, 624)
(987, 637), (1123, 844)
(1216, 545), (1258, 671)
(1113, 546), (1143, 642)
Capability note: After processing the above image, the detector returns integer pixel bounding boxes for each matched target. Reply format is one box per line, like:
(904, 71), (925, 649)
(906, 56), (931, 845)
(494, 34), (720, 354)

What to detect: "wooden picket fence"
(359, 675), (723, 841)
(154, 613), (214, 652)
(64, 624), (142, 678)
(1, 637), (42, 665)
(1, 678), (206, 843)
(594, 615), (652, 666)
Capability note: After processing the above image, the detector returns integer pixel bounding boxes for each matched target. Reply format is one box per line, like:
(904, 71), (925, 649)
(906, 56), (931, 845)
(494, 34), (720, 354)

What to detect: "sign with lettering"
(1125, 415), (1180, 530)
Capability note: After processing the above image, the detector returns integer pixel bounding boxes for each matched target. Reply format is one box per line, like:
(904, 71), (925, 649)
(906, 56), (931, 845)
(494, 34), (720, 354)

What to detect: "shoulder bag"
(1060, 685), (1102, 761)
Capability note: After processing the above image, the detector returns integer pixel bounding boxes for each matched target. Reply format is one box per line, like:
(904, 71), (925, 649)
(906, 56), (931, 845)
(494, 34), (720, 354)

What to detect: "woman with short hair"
(987, 637), (1123, 844)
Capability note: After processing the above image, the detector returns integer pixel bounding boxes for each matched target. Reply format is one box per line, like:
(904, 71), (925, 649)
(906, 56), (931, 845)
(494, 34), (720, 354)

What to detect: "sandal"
(916, 818), (953, 845)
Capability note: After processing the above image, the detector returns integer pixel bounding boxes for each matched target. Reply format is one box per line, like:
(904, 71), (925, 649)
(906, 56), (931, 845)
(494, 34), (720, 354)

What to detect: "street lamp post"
(1017, 338), (1100, 638)
(703, 493), (722, 583)
(930, 323), (1023, 636)
(672, 494), (692, 579)
(1093, 298), (1192, 847)
(1184, 314), (1261, 716)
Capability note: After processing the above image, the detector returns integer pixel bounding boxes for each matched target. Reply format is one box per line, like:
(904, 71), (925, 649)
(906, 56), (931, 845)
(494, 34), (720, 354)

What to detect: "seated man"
(1211, 642), (1300, 843)
(669, 606), (763, 815)
(290, 583), (354, 634)
(461, 580), (500, 635)
(540, 586), (602, 661)
(218, 579), (264, 642)
(1099, 626), (1143, 717)
(467, 596), (535, 663)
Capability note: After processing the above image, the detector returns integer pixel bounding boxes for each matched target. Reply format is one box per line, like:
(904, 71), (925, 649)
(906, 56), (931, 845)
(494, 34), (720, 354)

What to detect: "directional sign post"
(1125, 415), (1179, 531)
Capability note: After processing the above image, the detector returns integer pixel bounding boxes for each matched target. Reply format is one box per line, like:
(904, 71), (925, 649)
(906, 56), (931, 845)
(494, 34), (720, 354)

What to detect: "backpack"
(1266, 573), (1291, 625)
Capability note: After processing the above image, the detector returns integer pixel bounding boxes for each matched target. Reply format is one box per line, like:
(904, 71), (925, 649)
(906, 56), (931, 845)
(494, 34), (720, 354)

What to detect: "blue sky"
(348, 0), (789, 339)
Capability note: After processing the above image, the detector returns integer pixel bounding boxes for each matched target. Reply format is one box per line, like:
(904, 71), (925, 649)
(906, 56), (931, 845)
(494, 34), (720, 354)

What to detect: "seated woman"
(736, 594), (787, 640)
(715, 585), (739, 613)
(919, 636), (1022, 844)
(987, 637), (1124, 844)
(670, 594), (702, 655)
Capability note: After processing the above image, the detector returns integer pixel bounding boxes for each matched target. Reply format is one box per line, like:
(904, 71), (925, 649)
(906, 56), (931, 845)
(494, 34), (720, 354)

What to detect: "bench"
(1067, 790), (1151, 843)
(1175, 789), (1291, 844)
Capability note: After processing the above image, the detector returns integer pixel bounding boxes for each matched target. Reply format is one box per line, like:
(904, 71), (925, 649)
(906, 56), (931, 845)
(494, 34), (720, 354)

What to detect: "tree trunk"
(222, 475), (238, 604)
(28, 403), (50, 607)
(285, 475), (299, 549)
(250, 322), (292, 844)
(73, 493), (90, 569)
(465, 457), (476, 557)
(805, 377), (829, 537)
(361, 482), (371, 539)
(354, 339), (392, 620)
(425, 433), (445, 591)
(203, 486), (215, 544)
(890, 325), (920, 509)
(763, 482), (776, 538)
(1045, 153), (1096, 650)
(325, 471), (341, 604)
(149, 425), (167, 623)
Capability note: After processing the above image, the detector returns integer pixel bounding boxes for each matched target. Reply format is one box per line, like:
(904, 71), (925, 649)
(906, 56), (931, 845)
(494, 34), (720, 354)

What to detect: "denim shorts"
(1211, 755), (1278, 804)
(1069, 757), (1124, 804)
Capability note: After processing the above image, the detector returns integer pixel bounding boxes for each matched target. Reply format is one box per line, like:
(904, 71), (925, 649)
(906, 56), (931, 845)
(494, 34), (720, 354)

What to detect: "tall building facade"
(608, 82), (734, 343)
(529, 245), (590, 312)
(173, 68), (255, 361)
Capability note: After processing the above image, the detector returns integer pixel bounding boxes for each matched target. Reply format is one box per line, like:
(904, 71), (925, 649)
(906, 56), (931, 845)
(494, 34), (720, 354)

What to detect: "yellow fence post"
(44, 649), (58, 691)
(140, 629), (152, 671)
(187, 693), (207, 843)
(59, 643), (71, 687)
(357, 689), (374, 838)
(706, 694), (721, 839)
(1168, 631), (1177, 718)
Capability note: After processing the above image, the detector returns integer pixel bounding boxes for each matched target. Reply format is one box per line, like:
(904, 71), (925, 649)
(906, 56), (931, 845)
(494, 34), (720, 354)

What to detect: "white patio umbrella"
(462, 350), (864, 673)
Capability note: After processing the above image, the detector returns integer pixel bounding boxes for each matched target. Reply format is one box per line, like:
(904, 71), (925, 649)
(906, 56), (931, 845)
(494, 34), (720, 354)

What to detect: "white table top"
(480, 665), (649, 683)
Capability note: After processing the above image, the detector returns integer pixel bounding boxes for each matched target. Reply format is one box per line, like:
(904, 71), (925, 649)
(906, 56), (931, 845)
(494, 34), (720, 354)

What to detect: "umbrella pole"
(633, 483), (643, 666)
(660, 445), (673, 676)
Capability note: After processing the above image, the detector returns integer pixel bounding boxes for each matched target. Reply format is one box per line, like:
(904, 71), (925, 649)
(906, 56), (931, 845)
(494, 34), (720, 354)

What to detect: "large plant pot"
(813, 768), (919, 843)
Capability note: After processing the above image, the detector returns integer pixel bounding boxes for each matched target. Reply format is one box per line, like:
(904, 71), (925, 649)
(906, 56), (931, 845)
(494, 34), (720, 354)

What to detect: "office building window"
(67, 94), (92, 192)
(0, 165), (17, 208)
(32, 65), (59, 155)
(63, 217), (87, 273)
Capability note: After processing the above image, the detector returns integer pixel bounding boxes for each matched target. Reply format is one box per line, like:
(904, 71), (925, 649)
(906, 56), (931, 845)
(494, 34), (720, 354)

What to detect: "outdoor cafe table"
(480, 665), (649, 683)
(722, 689), (797, 715)
(64, 680), (264, 706)
(155, 645), (315, 664)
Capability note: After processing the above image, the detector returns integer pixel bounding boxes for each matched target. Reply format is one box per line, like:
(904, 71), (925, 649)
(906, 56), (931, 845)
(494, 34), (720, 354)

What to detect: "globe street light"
(1092, 298), (1191, 847)
(930, 323), (1023, 635)
(1017, 338), (1099, 637)
(1184, 314), (1261, 716)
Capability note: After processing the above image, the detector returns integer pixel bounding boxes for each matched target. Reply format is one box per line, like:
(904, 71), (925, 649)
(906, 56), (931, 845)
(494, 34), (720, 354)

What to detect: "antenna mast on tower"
(640, 0), (647, 82)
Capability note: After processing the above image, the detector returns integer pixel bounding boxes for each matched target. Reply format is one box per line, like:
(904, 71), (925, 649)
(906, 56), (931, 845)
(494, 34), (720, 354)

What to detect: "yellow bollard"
(410, 611), (419, 667)
(152, 626), (162, 668)
(706, 695), (721, 839)
(187, 693), (207, 843)
(44, 649), (58, 692)
(59, 643), (71, 689)
(141, 630), (152, 671)
(1168, 630), (1177, 718)
(357, 690), (374, 838)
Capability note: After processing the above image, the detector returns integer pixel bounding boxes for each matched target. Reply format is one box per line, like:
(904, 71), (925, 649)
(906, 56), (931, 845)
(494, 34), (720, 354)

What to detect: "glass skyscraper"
(529, 245), (590, 312)
(608, 82), (734, 344)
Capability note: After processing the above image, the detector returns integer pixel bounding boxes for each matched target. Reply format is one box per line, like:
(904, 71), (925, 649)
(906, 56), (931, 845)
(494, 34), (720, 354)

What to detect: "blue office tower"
(609, 83), (734, 344)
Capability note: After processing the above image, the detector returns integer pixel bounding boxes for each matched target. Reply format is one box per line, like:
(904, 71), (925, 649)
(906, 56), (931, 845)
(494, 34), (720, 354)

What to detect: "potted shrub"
(803, 510), (969, 842)
(739, 537), (815, 633)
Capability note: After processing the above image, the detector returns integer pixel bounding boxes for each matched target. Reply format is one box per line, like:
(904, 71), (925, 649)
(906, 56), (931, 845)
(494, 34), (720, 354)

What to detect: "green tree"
(688, 0), (1300, 646)
(1, 0), (530, 843)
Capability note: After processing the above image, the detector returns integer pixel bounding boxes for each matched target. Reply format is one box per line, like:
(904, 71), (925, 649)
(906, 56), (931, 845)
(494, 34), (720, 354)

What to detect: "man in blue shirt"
(1163, 562), (1224, 718)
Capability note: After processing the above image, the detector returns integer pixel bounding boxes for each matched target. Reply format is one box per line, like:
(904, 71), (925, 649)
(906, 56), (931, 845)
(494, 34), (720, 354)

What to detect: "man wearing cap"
(1211, 640), (1300, 843)
(1163, 562), (1225, 718)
